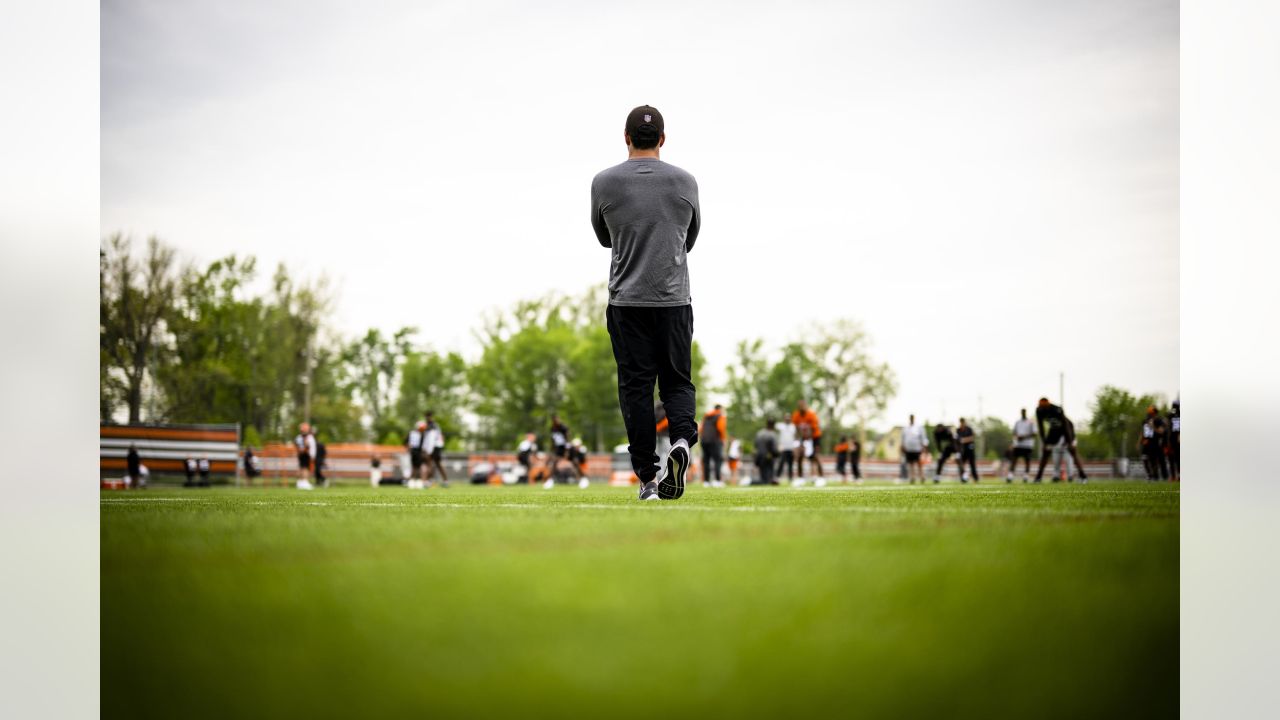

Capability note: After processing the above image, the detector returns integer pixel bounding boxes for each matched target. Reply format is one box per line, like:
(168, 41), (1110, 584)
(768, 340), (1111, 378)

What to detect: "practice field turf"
(101, 482), (1178, 719)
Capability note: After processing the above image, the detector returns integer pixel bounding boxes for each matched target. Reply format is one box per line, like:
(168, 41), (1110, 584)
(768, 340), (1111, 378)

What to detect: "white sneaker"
(791, 478), (805, 487)
(578, 477), (590, 489)
(814, 478), (827, 488)
(296, 480), (313, 490)
(542, 478), (555, 489)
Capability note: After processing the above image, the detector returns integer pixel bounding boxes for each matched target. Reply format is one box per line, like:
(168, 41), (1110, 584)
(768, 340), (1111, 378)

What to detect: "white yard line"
(100, 497), (1154, 517)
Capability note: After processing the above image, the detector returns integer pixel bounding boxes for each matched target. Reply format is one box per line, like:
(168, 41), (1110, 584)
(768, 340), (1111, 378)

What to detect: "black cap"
(626, 105), (664, 142)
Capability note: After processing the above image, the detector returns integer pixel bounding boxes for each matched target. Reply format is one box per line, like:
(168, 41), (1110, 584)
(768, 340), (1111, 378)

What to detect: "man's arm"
(683, 179), (701, 252)
(590, 180), (612, 248)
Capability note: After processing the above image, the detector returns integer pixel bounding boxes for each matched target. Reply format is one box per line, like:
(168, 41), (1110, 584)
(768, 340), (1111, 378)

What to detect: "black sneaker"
(638, 480), (660, 501)
(659, 444), (689, 500)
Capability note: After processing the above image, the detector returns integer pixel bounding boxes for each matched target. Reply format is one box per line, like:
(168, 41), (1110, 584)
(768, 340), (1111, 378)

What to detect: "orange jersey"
(792, 409), (822, 438)
(702, 411), (727, 442)
(656, 417), (669, 433)
(834, 441), (850, 454)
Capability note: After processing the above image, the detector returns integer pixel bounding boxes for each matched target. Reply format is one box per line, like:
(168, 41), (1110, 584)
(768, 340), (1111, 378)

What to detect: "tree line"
(100, 235), (709, 450)
(102, 235), (1166, 458)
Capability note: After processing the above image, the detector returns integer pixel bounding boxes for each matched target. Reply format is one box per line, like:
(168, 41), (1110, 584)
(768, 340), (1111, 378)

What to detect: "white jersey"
(902, 424), (928, 452)
(1013, 418), (1036, 448)
(518, 439), (536, 453)
(728, 439), (741, 460)
(425, 426), (444, 453)
(294, 434), (316, 456)
(407, 429), (425, 450)
(778, 422), (797, 451)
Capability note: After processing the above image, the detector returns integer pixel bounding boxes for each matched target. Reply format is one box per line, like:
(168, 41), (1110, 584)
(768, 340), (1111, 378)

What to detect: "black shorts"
(431, 448), (443, 463)
(554, 445), (568, 458)
(410, 449), (424, 469)
(1013, 447), (1033, 460)
(904, 450), (921, 463)
(297, 452), (311, 470)
(1044, 429), (1064, 447)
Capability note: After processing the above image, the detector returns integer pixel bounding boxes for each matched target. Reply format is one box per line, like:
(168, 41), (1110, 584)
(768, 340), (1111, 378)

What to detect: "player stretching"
(592, 104), (700, 502)
(932, 422), (955, 483)
(1032, 398), (1088, 483)
(1139, 406), (1169, 482)
(1008, 408), (1036, 482)
(955, 417), (979, 483)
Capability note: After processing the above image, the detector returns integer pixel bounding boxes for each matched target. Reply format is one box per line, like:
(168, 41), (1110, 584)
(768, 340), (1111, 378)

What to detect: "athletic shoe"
(542, 478), (555, 489)
(659, 443), (689, 500)
(296, 480), (313, 490)
(639, 480), (660, 501)
(814, 477), (827, 488)
(1006, 476), (1012, 484)
(578, 477), (590, 489)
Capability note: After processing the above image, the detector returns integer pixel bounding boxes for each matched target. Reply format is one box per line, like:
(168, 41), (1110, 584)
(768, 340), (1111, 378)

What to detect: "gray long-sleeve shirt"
(591, 158), (700, 307)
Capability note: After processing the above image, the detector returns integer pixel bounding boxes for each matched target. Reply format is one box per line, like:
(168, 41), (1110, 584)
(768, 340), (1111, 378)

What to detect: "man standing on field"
(592, 104), (701, 501)
(1008, 408), (1036, 483)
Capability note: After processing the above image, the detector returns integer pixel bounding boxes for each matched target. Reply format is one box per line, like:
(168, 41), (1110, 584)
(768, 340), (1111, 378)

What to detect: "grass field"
(101, 481), (1178, 719)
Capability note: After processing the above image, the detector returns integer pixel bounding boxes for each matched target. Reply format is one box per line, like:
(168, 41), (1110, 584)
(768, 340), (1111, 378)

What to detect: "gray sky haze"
(102, 0), (1179, 428)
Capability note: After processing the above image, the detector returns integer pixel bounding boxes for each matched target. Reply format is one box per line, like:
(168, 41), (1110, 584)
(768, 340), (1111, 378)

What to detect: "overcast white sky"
(102, 0), (1178, 429)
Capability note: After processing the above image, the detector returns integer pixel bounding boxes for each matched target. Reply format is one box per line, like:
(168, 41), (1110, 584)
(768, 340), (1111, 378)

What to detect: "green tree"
(341, 327), (416, 442)
(978, 417), (1012, 459)
(156, 256), (334, 442)
(805, 320), (897, 442)
(1086, 385), (1161, 458)
(306, 345), (364, 443)
(720, 320), (896, 451)
(470, 315), (577, 449)
(467, 285), (685, 452)
(565, 324), (626, 451)
(396, 348), (469, 449)
(100, 234), (177, 423)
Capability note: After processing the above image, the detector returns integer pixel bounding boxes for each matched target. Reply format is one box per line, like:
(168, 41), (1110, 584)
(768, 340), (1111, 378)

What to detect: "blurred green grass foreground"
(101, 482), (1178, 719)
